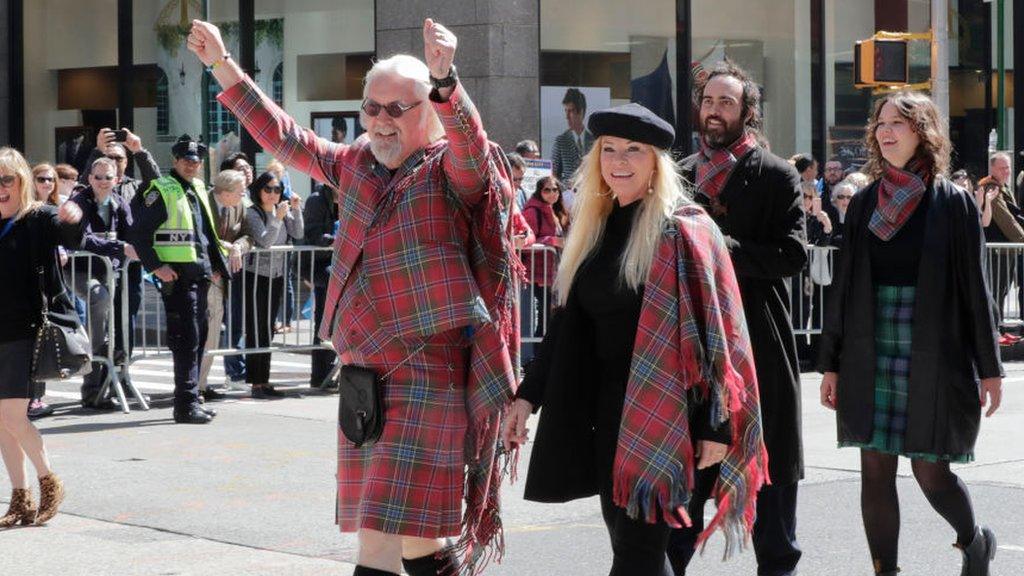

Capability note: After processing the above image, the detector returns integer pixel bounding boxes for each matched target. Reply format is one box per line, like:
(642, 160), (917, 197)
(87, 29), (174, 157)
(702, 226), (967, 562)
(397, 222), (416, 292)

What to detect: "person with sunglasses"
(80, 128), (161, 205)
(129, 134), (229, 425)
(189, 16), (518, 576)
(242, 171), (303, 399)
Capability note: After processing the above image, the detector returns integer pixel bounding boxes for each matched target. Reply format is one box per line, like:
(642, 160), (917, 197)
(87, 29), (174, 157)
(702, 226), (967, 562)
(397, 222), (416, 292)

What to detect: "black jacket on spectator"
(805, 213), (832, 247)
(81, 147), (161, 204)
(302, 184), (338, 285)
(68, 187), (133, 270)
(0, 206), (83, 343)
(818, 178), (1002, 456)
(681, 147), (808, 485)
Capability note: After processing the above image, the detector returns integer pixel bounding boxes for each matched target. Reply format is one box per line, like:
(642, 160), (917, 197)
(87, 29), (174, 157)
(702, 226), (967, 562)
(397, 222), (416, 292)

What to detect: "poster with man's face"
(312, 114), (363, 145)
(539, 86), (611, 159)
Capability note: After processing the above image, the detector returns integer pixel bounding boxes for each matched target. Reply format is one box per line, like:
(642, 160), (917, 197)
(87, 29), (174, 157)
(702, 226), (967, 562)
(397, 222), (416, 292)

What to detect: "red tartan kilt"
(336, 337), (469, 538)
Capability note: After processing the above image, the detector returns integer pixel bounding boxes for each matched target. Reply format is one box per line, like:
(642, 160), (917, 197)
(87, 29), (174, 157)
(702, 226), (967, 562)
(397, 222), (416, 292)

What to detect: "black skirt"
(0, 339), (34, 399)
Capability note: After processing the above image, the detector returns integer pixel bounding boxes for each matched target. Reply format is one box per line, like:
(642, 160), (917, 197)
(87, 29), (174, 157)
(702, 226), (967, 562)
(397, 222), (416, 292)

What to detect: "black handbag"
(30, 222), (92, 381)
(338, 365), (384, 448)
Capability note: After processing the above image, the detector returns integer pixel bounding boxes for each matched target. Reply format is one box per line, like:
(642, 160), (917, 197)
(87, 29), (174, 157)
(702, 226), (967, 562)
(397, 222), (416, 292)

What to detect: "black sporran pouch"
(338, 365), (384, 448)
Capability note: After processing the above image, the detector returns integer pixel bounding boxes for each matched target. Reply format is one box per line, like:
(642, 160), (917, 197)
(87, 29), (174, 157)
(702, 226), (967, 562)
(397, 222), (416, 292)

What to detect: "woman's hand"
(275, 201), (289, 220)
(695, 440), (729, 469)
(981, 377), (1002, 417)
(57, 200), (83, 224)
(820, 371), (838, 410)
(501, 398), (534, 451)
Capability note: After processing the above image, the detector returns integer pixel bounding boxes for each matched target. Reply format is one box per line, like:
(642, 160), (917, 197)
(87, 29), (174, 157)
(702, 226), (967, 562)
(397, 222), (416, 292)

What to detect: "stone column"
(375, 0), (539, 151)
(0, 0), (10, 146)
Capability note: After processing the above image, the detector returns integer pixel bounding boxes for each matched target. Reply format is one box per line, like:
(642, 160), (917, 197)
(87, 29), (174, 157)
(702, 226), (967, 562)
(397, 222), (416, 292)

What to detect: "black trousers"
(667, 466), (801, 576)
(310, 273), (335, 387)
(160, 276), (209, 411)
(245, 273), (283, 386)
(599, 485), (673, 576)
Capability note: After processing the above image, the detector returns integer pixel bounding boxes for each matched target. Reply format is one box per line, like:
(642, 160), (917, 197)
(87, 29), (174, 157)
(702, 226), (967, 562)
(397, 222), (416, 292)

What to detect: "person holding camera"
(243, 171), (303, 399)
(129, 134), (229, 425)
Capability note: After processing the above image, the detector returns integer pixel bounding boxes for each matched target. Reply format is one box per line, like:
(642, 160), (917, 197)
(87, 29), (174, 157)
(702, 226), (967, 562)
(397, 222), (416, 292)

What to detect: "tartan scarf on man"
(869, 156), (931, 241)
(695, 131), (758, 199)
(612, 205), (769, 557)
(451, 147), (524, 575)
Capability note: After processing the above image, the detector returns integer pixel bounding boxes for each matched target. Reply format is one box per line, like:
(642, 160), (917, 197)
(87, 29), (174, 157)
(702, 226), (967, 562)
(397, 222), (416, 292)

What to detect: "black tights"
(860, 449), (976, 572)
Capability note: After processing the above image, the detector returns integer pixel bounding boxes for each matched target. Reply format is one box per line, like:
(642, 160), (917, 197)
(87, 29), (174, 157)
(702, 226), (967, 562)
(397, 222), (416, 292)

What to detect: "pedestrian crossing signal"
(854, 38), (909, 88)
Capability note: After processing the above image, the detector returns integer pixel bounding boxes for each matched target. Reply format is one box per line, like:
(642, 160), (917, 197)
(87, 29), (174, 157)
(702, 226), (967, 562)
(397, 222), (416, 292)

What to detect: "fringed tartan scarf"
(612, 205), (769, 557)
(449, 146), (524, 575)
(869, 156), (931, 241)
(695, 132), (758, 200)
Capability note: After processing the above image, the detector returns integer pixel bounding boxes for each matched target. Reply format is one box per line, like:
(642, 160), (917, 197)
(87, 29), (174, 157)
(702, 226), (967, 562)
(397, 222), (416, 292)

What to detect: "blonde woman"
(0, 147), (83, 527)
(819, 91), (1002, 576)
(503, 104), (768, 575)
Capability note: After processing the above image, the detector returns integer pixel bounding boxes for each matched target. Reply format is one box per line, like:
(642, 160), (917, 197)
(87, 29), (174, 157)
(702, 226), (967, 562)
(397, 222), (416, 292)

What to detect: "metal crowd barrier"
(790, 245), (838, 337)
(516, 245), (560, 345)
(65, 251), (149, 413)
(983, 243), (1024, 329)
(132, 245), (334, 360)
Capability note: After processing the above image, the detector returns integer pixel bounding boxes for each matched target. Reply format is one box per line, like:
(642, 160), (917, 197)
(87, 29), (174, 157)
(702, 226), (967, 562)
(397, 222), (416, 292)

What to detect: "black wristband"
(430, 65), (458, 89)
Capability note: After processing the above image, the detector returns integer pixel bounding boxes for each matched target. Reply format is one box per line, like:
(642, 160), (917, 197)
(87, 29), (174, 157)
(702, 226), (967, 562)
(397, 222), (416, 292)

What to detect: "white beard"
(369, 138), (404, 167)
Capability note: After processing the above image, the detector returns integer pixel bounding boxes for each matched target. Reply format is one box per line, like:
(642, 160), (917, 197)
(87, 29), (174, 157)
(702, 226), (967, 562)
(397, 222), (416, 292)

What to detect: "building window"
(207, 79), (238, 144)
(156, 68), (170, 137)
(273, 63), (284, 106)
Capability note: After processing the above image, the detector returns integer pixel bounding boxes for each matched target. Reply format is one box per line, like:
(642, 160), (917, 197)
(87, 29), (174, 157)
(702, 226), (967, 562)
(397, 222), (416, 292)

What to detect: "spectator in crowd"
(81, 128), (161, 203)
(71, 157), (143, 410)
(979, 165), (1024, 343)
(302, 182), (339, 390)
(505, 103), (767, 575)
(819, 157), (845, 222)
(0, 146), (83, 528)
(31, 164), (60, 205)
(198, 169), (251, 401)
(551, 88), (595, 209)
(218, 152), (253, 382)
(130, 134), (229, 425)
(673, 59), (807, 576)
(265, 158), (298, 334)
(794, 181), (832, 369)
(191, 18), (519, 573)
(951, 169), (973, 193)
(829, 180), (857, 247)
(792, 153), (818, 185)
(522, 175), (569, 337)
(54, 164), (82, 204)
(819, 90), (1002, 576)
(970, 177), (996, 228)
(243, 171), (303, 399)
(844, 171), (872, 191)
(220, 152), (254, 187)
(507, 152), (529, 210)
(989, 152), (1024, 333)
(515, 139), (540, 159)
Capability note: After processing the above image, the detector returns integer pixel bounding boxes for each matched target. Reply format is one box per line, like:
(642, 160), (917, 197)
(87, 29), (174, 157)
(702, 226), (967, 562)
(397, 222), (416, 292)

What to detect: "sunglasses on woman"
(262, 185), (284, 194)
(91, 174), (116, 181)
(35, 176), (55, 184)
(0, 175), (17, 187)
(542, 186), (560, 193)
(361, 99), (422, 118)
(836, 194), (853, 200)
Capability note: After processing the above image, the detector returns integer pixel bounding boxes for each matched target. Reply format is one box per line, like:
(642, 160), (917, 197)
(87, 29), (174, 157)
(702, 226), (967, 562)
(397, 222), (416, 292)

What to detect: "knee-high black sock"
(402, 548), (459, 576)
(860, 450), (900, 573)
(911, 459), (976, 546)
(352, 566), (399, 576)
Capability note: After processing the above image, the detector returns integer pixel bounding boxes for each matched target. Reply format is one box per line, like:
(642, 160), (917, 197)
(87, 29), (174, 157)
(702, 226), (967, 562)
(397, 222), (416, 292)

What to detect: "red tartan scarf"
(452, 146), (524, 575)
(869, 156), (931, 241)
(695, 132), (758, 200)
(612, 205), (769, 556)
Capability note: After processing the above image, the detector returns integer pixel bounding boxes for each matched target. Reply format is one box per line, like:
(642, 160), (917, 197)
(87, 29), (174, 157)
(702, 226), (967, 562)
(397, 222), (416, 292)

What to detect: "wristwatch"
(430, 65), (458, 89)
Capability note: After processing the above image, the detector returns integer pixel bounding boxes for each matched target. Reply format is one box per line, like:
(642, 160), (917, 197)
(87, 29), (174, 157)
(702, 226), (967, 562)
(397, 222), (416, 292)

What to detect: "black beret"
(171, 134), (208, 161)
(587, 103), (675, 150)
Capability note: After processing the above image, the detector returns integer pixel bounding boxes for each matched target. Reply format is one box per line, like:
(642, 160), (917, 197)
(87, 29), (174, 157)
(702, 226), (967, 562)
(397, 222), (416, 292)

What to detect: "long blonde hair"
(555, 137), (690, 305)
(0, 147), (42, 221)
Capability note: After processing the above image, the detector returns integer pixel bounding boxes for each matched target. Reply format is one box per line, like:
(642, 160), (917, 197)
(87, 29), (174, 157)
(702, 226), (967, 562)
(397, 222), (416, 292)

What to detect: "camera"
(113, 129), (129, 143)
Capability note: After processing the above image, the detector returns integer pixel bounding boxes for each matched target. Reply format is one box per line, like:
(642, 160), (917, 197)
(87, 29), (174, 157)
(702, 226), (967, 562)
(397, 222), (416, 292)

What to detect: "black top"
(869, 192), (930, 286)
(575, 200), (644, 480)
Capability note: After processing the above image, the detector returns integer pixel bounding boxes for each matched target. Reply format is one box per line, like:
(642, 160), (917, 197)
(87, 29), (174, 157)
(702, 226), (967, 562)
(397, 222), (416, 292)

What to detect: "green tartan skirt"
(839, 285), (973, 463)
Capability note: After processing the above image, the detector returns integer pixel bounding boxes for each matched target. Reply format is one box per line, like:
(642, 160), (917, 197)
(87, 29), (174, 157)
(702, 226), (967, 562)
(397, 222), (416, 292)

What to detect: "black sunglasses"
(361, 98), (422, 118)
(262, 185), (283, 194)
(107, 155), (127, 161)
(0, 175), (17, 187)
(92, 174), (116, 181)
(836, 194), (853, 200)
(35, 176), (55, 183)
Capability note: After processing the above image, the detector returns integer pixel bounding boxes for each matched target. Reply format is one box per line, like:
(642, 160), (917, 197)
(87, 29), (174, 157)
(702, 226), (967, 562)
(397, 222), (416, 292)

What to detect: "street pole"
(930, 0), (949, 122)
(997, 0), (1006, 149)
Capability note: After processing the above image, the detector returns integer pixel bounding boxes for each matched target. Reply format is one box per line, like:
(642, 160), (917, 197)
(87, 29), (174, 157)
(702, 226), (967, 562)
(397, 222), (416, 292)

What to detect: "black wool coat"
(817, 178), (1003, 455)
(681, 147), (808, 485)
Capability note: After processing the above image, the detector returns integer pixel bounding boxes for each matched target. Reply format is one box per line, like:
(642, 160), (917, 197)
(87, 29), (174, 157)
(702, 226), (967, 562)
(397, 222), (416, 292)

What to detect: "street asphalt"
(1, 354), (1021, 575)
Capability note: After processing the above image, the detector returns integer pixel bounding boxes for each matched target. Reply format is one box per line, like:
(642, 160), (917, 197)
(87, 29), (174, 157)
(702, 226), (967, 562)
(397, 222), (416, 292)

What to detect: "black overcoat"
(817, 178), (1003, 455)
(681, 148), (807, 485)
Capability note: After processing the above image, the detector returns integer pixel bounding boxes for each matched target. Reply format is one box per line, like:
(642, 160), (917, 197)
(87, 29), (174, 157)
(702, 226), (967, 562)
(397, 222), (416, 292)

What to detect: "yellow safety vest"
(147, 176), (220, 263)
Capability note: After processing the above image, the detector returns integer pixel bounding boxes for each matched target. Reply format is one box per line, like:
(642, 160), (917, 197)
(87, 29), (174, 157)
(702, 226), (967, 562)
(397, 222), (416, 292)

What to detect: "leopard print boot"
(0, 488), (38, 528)
(34, 473), (64, 525)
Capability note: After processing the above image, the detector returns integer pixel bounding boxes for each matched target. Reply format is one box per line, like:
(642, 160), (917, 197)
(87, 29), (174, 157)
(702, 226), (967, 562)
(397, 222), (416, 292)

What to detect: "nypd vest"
(147, 176), (219, 263)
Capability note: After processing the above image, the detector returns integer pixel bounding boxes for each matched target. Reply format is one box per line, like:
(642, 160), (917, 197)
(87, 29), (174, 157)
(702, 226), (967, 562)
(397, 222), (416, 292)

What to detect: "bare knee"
(402, 536), (444, 559)
(358, 528), (403, 572)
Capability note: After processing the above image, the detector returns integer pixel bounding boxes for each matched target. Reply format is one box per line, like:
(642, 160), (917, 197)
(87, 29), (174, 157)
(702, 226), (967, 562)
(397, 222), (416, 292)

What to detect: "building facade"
(1, 0), (1020, 197)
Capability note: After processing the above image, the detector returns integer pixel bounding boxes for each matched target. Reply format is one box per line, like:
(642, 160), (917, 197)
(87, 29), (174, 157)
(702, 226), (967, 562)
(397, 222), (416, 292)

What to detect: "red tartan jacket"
(218, 78), (498, 344)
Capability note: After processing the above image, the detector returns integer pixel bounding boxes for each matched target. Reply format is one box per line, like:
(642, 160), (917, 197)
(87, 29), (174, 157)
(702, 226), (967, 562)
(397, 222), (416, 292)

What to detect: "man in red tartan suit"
(188, 18), (519, 576)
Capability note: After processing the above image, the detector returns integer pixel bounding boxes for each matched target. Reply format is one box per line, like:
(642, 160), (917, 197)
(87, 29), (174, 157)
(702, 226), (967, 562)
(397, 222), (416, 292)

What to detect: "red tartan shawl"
(695, 132), (758, 200)
(612, 204), (769, 556)
(869, 156), (931, 241)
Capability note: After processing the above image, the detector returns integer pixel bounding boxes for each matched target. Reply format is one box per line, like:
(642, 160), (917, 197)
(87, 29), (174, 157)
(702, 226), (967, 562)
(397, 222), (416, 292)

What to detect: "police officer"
(130, 134), (229, 424)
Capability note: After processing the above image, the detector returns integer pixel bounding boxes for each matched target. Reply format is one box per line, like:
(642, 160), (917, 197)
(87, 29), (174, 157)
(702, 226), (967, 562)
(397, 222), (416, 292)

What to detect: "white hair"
(213, 169), (246, 194)
(363, 55), (444, 142)
(990, 151), (1011, 166)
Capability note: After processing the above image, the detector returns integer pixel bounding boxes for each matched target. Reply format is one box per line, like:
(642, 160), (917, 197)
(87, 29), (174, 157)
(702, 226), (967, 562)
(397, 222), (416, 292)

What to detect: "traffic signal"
(854, 38), (909, 88)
